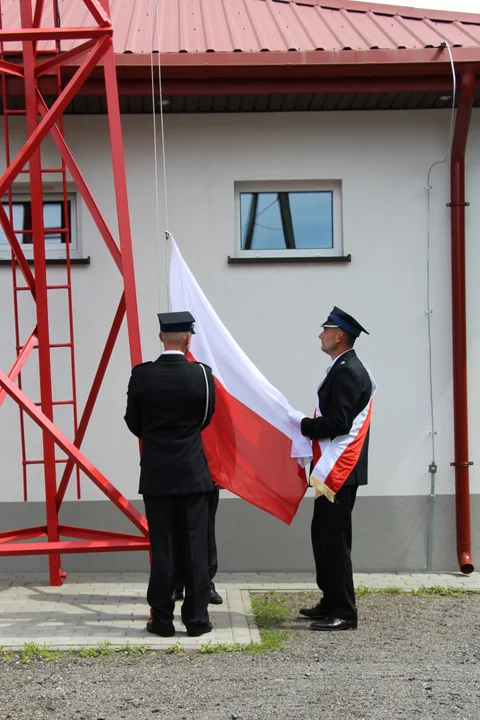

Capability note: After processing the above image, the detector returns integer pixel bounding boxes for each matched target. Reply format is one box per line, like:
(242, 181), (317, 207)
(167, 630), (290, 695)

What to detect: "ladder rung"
(23, 459), (68, 465)
(49, 343), (72, 348)
(47, 285), (70, 290)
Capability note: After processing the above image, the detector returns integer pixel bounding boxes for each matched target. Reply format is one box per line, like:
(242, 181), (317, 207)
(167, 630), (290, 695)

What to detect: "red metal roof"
(1, 0), (480, 56)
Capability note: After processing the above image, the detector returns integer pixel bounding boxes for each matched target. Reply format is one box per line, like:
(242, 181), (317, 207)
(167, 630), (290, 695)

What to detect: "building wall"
(0, 109), (478, 572)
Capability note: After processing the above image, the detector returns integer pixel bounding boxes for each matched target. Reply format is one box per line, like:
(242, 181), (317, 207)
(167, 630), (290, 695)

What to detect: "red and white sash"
(310, 363), (376, 502)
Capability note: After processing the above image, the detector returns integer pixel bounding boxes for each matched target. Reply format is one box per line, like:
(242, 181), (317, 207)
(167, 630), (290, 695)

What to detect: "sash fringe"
(309, 475), (336, 503)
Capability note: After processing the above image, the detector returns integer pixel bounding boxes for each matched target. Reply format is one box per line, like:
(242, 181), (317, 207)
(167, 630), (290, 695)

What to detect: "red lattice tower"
(0, 0), (149, 585)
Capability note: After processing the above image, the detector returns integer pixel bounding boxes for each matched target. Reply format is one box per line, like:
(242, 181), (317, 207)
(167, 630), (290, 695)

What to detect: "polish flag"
(169, 238), (310, 524)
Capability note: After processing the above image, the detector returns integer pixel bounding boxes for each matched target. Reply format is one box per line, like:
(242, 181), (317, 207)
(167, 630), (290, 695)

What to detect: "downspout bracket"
(450, 461), (474, 467)
(446, 201), (470, 207)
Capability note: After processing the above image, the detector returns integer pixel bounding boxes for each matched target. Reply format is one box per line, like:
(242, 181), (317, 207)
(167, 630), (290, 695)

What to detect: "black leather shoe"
(186, 622), (213, 638)
(146, 621), (175, 637)
(172, 589), (184, 602)
(310, 616), (357, 631)
(299, 602), (328, 620)
(209, 587), (223, 605)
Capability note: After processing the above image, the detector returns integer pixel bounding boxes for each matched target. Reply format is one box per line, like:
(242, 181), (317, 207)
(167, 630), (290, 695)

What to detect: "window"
(235, 181), (343, 259)
(0, 193), (80, 260)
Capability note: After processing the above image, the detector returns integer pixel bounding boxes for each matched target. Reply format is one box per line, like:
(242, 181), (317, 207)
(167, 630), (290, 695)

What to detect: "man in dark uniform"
(288, 307), (373, 631)
(124, 311), (216, 638)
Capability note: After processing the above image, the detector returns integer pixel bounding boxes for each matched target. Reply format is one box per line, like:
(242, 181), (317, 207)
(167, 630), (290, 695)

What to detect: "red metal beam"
(0, 369), (149, 537)
(449, 71), (476, 575)
(0, 27), (112, 42)
(103, 43), (142, 367)
(82, 0), (112, 27)
(20, 0), (61, 585)
(35, 38), (98, 77)
(0, 328), (37, 409)
(31, 0), (45, 57)
(0, 35), (111, 197)
(0, 58), (23, 76)
(0, 525), (46, 543)
(32, 0), (45, 28)
(36, 96), (123, 272)
(58, 525), (147, 542)
(0, 538), (149, 556)
(56, 295), (126, 508)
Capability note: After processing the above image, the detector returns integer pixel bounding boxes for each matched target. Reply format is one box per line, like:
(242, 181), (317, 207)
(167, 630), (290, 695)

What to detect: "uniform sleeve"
(124, 372), (142, 438)
(201, 365), (216, 430)
(300, 367), (363, 440)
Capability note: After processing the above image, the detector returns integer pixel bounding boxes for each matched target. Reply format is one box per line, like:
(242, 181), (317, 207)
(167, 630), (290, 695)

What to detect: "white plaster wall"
(0, 109), (478, 505)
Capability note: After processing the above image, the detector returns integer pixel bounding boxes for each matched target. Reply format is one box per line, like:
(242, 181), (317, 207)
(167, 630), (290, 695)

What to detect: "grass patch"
(250, 590), (289, 628)
(0, 646), (14, 662)
(165, 642), (185, 655)
(356, 585), (479, 598)
(198, 591), (290, 655)
(356, 585), (403, 597)
(20, 642), (63, 663)
(79, 641), (150, 659)
(200, 628), (289, 656)
(411, 585), (467, 597)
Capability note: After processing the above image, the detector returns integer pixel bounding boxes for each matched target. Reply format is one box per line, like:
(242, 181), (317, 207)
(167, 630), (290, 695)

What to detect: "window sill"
(0, 257), (91, 266)
(228, 254), (351, 265)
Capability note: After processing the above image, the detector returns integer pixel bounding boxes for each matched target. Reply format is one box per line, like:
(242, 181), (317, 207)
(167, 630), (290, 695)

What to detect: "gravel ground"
(1, 591), (479, 720)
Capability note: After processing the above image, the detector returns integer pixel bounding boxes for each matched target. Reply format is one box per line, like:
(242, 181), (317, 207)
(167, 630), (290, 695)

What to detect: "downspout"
(448, 71), (475, 574)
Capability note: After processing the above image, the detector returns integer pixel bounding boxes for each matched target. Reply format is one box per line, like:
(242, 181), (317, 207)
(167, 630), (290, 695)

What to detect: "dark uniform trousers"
(311, 485), (358, 622)
(174, 486), (219, 592)
(144, 492), (212, 634)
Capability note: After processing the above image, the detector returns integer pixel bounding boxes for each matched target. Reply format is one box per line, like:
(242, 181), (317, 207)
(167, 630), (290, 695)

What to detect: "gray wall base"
(0, 495), (478, 574)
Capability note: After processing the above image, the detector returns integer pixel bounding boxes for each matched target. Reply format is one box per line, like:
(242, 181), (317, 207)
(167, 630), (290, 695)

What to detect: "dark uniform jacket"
(300, 349), (372, 487)
(124, 353), (216, 496)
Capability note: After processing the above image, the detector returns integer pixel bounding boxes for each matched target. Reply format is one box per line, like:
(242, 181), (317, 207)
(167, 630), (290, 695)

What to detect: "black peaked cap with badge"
(158, 311), (196, 334)
(321, 306), (369, 338)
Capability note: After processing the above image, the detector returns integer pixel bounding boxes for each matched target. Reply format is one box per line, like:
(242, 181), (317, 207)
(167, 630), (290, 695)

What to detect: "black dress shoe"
(172, 588), (184, 602)
(299, 602), (329, 620)
(310, 616), (357, 631)
(209, 587), (223, 605)
(186, 622), (213, 638)
(146, 621), (175, 637)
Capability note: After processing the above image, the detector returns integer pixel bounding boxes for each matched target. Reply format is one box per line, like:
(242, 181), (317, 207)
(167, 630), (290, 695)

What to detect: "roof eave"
(113, 47), (480, 74)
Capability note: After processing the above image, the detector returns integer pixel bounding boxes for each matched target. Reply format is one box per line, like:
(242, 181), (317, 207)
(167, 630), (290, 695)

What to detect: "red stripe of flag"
(201, 374), (308, 525)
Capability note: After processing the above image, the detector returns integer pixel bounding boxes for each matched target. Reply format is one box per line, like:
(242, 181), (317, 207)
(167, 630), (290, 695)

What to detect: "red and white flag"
(169, 238), (310, 524)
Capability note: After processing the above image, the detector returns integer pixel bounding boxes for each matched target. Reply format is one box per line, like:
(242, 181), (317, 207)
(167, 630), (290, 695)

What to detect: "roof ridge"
(267, 0), (480, 26)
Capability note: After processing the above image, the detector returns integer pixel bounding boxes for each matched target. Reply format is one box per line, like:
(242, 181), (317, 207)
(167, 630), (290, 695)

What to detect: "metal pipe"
(449, 71), (475, 574)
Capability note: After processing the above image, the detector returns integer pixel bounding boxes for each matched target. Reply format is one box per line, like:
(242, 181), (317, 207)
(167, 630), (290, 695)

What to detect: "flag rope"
(148, 0), (171, 311)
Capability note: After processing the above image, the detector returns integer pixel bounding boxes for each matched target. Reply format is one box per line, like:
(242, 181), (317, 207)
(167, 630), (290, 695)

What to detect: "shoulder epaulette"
(193, 361), (212, 372)
(132, 360), (152, 371)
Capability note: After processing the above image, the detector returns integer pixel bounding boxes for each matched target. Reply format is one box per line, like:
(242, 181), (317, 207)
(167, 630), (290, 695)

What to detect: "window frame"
(234, 180), (343, 259)
(0, 191), (81, 260)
